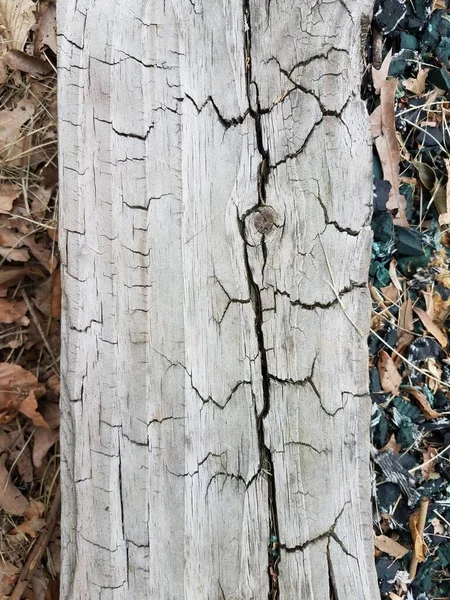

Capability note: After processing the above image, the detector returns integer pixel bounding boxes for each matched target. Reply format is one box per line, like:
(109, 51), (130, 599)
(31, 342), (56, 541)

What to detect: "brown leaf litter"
(0, 1), (60, 597)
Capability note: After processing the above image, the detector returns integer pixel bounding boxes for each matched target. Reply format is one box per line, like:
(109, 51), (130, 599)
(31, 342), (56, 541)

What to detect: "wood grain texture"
(58, 0), (380, 598)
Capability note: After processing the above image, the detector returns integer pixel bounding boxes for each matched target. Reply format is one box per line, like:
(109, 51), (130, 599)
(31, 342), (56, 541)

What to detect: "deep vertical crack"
(327, 538), (338, 600)
(242, 3), (280, 597)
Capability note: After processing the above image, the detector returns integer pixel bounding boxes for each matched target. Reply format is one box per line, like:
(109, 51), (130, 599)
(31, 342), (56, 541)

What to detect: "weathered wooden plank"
(58, 0), (379, 598)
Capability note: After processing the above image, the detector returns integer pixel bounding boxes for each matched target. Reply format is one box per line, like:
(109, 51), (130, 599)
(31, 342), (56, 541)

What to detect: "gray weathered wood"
(58, 0), (380, 598)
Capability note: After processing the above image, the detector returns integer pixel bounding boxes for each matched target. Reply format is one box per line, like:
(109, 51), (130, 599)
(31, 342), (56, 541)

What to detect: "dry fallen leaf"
(433, 289), (450, 324)
(0, 184), (21, 213)
(396, 295), (414, 356)
(0, 0), (36, 51)
(432, 0), (447, 11)
(380, 283), (399, 304)
(374, 534), (409, 559)
(372, 49), (392, 95)
(0, 97), (35, 166)
(0, 561), (19, 597)
(11, 500), (46, 538)
(413, 305), (448, 349)
(30, 185), (52, 221)
(19, 390), (50, 428)
(403, 67), (429, 95)
(371, 81), (408, 226)
(0, 363), (45, 424)
(46, 375), (60, 399)
(409, 508), (428, 563)
(380, 433), (401, 454)
(0, 266), (43, 290)
(378, 349), (402, 395)
(422, 288), (434, 319)
(407, 387), (441, 420)
(0, 245), (29, 262)
(389, 258), (403, 291)
(26, 240), (57, 273)
(12, 516), (46, 539)
(34, 3), (57, 54)
(0, 454), (29, 515)
(5, 49), (52, 76)
(425, 358), (443, 392)
(0, 298), (29, 325)
(421, 447), (438, 481)
(33, 275), (53, 317)
(33, 427), (59, 468)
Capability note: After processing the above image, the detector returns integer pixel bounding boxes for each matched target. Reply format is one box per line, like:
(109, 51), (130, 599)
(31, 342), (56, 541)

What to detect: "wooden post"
(58, 0), (380, 598)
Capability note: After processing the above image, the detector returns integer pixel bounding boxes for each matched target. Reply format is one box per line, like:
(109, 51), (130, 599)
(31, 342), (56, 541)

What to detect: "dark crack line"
(188, 374), (252, 410)
(185, 93), (249, 129)
(329, 531), (358, 562)
(281, 500), (350, 553)
(274, 282), (367, 309)
(205, 469), (258, 498)
(242, 3), (279, 596)
(327, 538), (338, 600)
(270, 116), (322, 169)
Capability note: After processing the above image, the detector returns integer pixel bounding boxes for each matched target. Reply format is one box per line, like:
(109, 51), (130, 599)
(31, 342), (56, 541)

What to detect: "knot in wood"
(253, 206), (277, 234)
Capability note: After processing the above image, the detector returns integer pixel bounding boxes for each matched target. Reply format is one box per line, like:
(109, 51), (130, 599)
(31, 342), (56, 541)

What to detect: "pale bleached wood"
(58, 0), (379, 598)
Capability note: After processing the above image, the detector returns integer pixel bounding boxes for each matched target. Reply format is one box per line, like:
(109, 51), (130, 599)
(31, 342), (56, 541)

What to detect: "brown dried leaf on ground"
(407, 387), (441, 420)
(32, 276), (53, 317)
(10, 500), (46, 539)
(378, 349), (402, 395)
(0, 454), (29, 515)
(9, 431), (33, 483)
(0, 267), (43, 292)
(0, 561), (19, 597)
(380, 283), (399, 304)
(5, 50), (52, 76)
(30, 186), (52, 221)
(409, 508), (428, 563)
(421, 447), (438, 481)
(0, 184), (21, 213)
(0, 0), (36, 51)
(403, 67), (429, 95)
(28, 568), (49, 598)
(0, 363), (45, 425)
(33, 399), (59, 467)
(425, 358), (443, 392)
(396, 295), (414, 358)
(374, 535), (409, 558)
(0, 97), (35, 166)
(9, 216), (57, 273)
(34, 4), (56, 54)
(19, 391), (50, 429)
(371, 54), (408, 225)
(33, 427), (58, 468)
(0, 298), (29, 325)
(372, 50), (392, 94)
(45, 376), (59, 401)
(0, 245), (29, 262)
(380, 433), (401, 454)
(433, 0), (447, 12)
(413, 306), (448, 349)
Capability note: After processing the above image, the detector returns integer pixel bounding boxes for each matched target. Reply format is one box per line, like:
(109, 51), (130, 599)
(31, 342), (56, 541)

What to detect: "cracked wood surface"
(58, 0), (380, 598)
